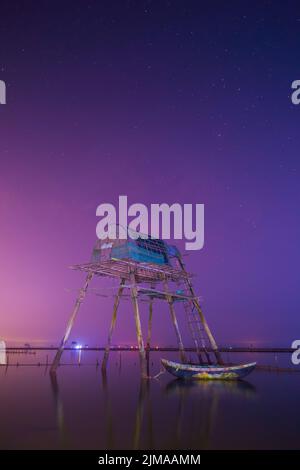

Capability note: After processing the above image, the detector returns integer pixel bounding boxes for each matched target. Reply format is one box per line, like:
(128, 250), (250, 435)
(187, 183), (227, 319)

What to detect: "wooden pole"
(102, 278), (125, 372)
(164, 279), (187, 363)
(146, 298), (153, 351)
(177, 256), (224, 365)
(146, 296), (153, 377)
(50, 271), (94, 373)
(130, 273), (147, 378)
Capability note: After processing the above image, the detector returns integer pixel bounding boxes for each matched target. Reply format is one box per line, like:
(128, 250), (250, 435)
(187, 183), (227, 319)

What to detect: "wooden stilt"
(164, 279), (187, 363)
(177, 256), (224, 365)
(146, 298), (153, 351)
(101, 278), (125, 372)
(130, 273), (147, 378)
(50, 271), (94, 373)
(146, 296), (153, 377)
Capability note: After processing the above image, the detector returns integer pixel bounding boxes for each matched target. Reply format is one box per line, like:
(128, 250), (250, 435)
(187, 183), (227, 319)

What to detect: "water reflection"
(166, 377), (256, 396)
(101, 370), (116, 449)
(4, 352), (299, 449)
(50, 372), (69, 448)
(164, 379), (256, 449)
(133, 376), (256, 450)
(98, 371), (153, 450)
(49, 363), (256, 450)
(134, 352), (154, 449)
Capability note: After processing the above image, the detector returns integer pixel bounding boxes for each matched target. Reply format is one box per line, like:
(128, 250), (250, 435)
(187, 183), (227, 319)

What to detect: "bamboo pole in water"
(50, 271), (94, 372)
(102, 278), (125, 372)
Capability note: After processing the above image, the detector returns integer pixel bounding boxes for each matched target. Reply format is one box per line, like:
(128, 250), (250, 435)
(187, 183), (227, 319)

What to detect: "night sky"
(0, 1), (299, 347)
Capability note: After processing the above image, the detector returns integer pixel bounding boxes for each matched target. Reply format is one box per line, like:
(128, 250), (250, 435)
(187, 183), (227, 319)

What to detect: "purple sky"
(0, 1), (299, 346)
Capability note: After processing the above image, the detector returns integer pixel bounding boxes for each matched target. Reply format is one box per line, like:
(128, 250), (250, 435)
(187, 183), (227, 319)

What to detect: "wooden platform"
(70, 258), (192, 284)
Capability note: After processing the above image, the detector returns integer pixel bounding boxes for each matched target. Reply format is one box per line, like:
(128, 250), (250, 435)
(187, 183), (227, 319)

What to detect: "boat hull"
(161, 359), (256, 380)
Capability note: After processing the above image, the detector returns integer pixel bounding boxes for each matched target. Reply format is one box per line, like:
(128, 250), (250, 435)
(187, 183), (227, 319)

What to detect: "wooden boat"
(161, 358), (256, 380)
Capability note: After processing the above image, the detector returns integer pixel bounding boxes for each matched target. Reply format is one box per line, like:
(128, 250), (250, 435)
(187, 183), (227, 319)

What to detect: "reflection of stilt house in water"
(51, 226), (223, 376)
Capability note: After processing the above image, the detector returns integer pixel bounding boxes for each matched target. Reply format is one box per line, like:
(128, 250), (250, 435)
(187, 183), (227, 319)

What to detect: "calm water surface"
(0, 351), (299, 449)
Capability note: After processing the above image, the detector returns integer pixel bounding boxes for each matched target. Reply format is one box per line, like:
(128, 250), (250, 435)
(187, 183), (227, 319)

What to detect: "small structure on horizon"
(0, 339), (7, 365)
(51, 226), (223, 376)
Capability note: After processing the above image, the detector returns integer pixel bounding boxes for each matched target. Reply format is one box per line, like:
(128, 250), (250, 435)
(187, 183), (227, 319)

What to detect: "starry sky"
(0, 1), (299, 347)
